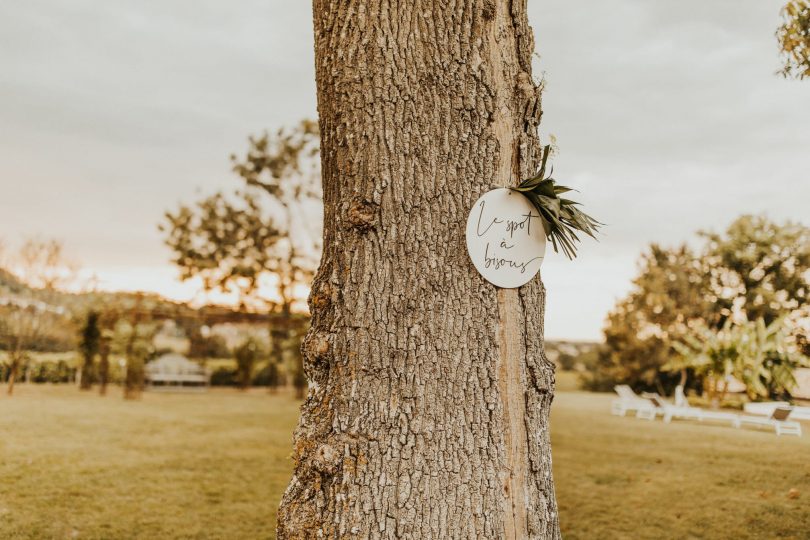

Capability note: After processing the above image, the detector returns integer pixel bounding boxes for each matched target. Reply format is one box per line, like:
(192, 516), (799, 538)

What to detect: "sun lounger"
(695, 409), (741, 426)
(743, 401), (790, 417)
(611, 385), (657, 417)
(786, 405), (810, 421)
(612, 388), (802, 436)
(636, 395), (738, 427)
(636, 396), (701, 422)
(737, 407), (802, 436)
(744, 402), (810, 422)
(629, 393), (738, 426)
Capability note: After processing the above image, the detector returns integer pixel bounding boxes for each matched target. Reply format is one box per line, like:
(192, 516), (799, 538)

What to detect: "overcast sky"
(1, 1), (807, 340)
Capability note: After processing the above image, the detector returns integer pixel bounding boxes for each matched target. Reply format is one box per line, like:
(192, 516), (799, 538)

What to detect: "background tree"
(162, 120), (321, 393)
(95, 307), (124, 396)
(185, 323), (229, 359)
(98, 331), (112, 396)
(556, 352), (577, 372)
(1, 307), (50, 395)
(111, 300), (156, 401)
(79, 311), (101, 390)
(585, 244), (713, 392)
(0, 238), (74, 395)
(161, 119), (320, 313)
(670, 317), (809, 402)
(279, 2), (559, 537)
(233, 337), (262, 391)
(668, 320), (743, 405)
(786, 305), (810, 356)
(592, 215), (809, 394)
(777, 0), (810, 79)
(229, 119), (321, 316)
(701, 215), (810, 325)
(121, 321), (154, 400)
(254, 357), (282, 392)
(734, 317), (808, 399)
(15, 237), (75, 293)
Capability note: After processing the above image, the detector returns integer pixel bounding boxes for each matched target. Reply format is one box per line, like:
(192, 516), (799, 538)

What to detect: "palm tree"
(734, 317), (807, 399)
(669, 320), (740, 405)
(670, 317), (808, 403)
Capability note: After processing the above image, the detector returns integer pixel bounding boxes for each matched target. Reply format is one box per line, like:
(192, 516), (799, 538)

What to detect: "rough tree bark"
(279, 1), (559, 538)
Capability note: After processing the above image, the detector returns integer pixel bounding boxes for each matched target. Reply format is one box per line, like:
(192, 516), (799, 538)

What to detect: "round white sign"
(465, 188), (546, 288)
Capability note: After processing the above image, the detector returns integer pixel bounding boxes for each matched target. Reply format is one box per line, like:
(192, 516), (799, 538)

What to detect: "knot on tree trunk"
(309, 281), (333, 310)
(302, 331), (331, 363)
(291, 439), (342, 485)
(346, 198), (377, 232)
(312, 443), (341, 475)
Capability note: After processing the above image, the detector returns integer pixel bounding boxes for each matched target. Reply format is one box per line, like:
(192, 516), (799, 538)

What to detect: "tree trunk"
(7, 357), (19, 396)
(123, 333), (143, 400)
(123, 361), (143, 400)
(279, 1), (558, 538)
(99, 344), (110, 396)
(80, 352), (94, 390)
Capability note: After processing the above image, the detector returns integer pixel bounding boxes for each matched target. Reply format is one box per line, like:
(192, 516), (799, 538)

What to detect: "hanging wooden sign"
(465, 188), (546, 288)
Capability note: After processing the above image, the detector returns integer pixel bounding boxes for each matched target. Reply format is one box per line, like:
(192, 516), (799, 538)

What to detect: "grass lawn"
(553, 391), (809, 539)
(1, 384), (808, 539)
(0, 385), (299, 540)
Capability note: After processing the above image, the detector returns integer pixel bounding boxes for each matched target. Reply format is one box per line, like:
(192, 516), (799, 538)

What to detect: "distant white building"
(145, 353), (209, 392)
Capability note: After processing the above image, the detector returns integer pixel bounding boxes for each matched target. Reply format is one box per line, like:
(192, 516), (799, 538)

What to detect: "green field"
(1, 384), (808, 539)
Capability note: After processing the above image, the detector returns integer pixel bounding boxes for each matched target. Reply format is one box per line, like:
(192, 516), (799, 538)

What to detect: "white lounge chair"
(637, 395), (702, 423)
(635, 393), (740, 428)
(743, 401), (790, 417)
(611, 385), (657, 417)
(737, 407), (802, 436)
(694, 409), (740, 427)
(744, 403), (810, 422)
(786, 405), (810, 422)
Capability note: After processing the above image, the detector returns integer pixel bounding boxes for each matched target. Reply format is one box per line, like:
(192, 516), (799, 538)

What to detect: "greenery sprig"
(511, 146), (601, 259)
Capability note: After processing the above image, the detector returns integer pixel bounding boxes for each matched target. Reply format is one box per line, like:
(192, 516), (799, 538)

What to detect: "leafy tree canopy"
(587, 244), (712, 391)
(589, 215), (809, 394)
(701, 215), (810, 324)
(668, 317), (808, 400)
(161, 120), (322, 313)
(777, 0), (810, 79)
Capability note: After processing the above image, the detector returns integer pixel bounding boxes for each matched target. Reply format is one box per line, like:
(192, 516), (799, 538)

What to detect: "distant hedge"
(0, 359), (77, 384)
(209, 363), (283, 387)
